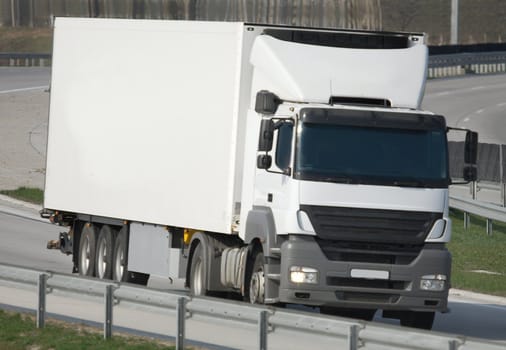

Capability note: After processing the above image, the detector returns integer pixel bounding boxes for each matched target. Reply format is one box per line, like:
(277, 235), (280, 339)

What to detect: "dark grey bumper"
(279, 236), (451, 312)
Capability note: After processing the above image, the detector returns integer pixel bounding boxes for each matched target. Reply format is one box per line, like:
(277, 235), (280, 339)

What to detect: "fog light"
(290, 266), (318, 284)
(420, 274), (447, 291)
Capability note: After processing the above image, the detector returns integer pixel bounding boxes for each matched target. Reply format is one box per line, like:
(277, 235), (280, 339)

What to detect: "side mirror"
(463, 166), (477, 182)
(465, 131), (478, 165)
(257, 154), (272, 169)
(258, 119), (275, 152)
(255, 90), (280, 115)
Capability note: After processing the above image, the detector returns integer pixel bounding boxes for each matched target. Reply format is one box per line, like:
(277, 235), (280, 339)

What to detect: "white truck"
(43, 17), (478, 329)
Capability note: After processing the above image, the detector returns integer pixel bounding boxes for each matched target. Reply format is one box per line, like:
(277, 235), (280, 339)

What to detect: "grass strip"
(449, 208), (506, 297)
(0, 309), (176, 350)
(0, 187), (43, 204)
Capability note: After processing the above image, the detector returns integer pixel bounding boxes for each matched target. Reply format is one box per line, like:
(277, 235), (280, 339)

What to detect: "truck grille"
(300, 205), (441, 245)
(316, 239), (423, 265)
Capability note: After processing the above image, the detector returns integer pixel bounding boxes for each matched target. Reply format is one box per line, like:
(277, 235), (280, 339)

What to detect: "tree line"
(1, 0), (382, 29)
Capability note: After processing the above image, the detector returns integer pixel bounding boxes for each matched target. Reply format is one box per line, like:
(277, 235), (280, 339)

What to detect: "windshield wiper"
(392, 177), (427, 188)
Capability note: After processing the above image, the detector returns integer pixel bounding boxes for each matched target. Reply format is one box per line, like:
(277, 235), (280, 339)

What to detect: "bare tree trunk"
(11, 0), (16, 27)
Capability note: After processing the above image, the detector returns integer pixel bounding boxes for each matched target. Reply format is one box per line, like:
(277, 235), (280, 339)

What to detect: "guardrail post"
(503, 183), (506, 207)
(104, 284), (114, 339)
(348, 325), (359, 350)
(176, 297), (186, 350)
(37, 273), (48, 329)
(463, 212), (470, 230)
(259, 310), (268, 350)
(449, 339), (460, 350)
(486, 219), (493, 235)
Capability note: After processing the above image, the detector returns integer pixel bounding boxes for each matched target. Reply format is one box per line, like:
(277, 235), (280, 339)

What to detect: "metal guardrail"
(0, 263), (504, 350)
(0, 52), (51, 67)
(449, 195), (506, 235)
(429, 51), (506, 68)
(1, 48), (505, 76)
(427, 51), (506, 78)
(450, 195), (506, 222)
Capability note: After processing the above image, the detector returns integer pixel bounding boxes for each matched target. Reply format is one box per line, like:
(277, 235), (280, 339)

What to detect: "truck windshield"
(295, 109), (449, 188)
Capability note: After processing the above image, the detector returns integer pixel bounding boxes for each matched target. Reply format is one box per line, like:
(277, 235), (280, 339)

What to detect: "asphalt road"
(0, 67), (50, 93)
(1, 68), (506, 346)
(423, 74), (506, 144)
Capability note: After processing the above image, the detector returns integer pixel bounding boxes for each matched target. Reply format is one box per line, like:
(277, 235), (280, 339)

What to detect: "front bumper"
(279, 236), (451, 312)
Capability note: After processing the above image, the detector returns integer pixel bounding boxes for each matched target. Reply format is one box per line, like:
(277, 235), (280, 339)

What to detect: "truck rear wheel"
(399, 311), (435, 330)
(95, 225), (116, 279)
(190, 244), (207, 296)
(112, 226), (150, 285)
(112, 227), (129, 282)
(78, 224), (97, 276)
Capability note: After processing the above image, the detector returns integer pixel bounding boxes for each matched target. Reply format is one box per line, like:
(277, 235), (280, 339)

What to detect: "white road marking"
(498, 102), (506, 107)
(476, 109), (485, 114)
(0, 85), (48, 95)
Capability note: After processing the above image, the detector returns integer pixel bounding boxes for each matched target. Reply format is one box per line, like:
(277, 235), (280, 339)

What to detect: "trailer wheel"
(112, 226), (150, 285)
(95, 225), (116, 279)
(190, 243), (207, 296)
(245, 251), (265, 304)
(399, 311), (435, 330)
(78, 224), (97, 276)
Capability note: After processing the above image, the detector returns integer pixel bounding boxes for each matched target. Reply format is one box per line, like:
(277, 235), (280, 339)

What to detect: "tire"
(112, 226), (150, 286)
(78, 224), (97, 276)
(320, 307), (377, 321)
(112, 226), (129, 283)
(245, 251), (265, 304)
(95, 225), (116, 280)
(399, 311), (435, 330)
(189, 243), (208, 296)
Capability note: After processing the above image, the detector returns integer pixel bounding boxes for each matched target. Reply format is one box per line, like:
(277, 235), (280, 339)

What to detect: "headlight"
(420, 274), (447, 291)
(290, 266), (319, 284)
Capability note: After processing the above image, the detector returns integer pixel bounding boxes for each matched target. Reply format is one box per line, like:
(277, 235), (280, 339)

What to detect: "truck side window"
(275, 123), (293, 170)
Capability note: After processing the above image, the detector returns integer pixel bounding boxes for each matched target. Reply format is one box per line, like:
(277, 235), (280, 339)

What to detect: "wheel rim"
(192, 259), (203, 295)
(249, 270), (265, 304)
(80, 235), (90, 274)
(114, 244), (124, 281)
(96, 236), (107, 278)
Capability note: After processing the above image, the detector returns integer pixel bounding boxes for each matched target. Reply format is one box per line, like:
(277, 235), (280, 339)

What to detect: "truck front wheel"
(399, 311), (435, 330)
(78, 224), (97, 276)
(245, 251), (265, 304)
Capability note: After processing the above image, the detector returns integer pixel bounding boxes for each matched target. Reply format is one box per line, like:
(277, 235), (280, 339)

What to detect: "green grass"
(0, 187), (43, 204)
(0, 309), (176, 350)
(449, 208), (506, 296)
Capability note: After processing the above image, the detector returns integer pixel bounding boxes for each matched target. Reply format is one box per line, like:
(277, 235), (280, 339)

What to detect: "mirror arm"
(266, 168), (291, 176)
(447, 126), (472, 133)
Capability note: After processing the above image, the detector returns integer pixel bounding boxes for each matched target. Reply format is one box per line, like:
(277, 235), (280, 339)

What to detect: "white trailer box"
(45, 18), (250, 233)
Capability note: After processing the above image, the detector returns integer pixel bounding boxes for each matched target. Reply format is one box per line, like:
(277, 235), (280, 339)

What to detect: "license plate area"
(350, 269), (389, 280)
